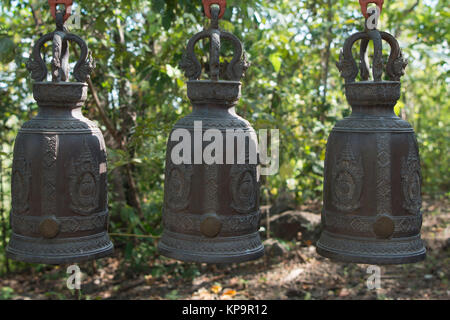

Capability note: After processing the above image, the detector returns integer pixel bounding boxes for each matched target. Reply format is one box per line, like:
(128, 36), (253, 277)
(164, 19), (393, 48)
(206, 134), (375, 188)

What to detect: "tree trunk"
(0, 156), (10, 273)
(114, 18), (143, 219)
(320, 0), (334, 121)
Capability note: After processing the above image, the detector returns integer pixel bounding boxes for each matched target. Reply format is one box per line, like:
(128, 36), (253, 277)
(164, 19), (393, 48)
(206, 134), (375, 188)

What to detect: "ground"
(1, 197), (448, 300)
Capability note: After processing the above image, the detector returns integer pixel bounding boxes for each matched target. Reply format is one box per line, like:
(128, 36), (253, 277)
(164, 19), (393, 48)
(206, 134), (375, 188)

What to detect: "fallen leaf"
(144, 275), (154, 285)
(339, 288), (350, 297)
(222, 289), (237, 297)
(211, 284), (222, 294)
(283, 268), (303, 283)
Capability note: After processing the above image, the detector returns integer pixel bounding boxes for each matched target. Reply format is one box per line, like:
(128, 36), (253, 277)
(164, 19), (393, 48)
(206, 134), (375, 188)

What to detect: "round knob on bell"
(200, 214), (222, 238)
(373, 215), (395, 239)
(39, 217), (60, 239)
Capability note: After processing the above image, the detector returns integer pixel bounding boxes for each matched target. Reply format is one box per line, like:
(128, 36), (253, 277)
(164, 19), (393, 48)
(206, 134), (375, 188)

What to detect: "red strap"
(359, 0), (384, 19)
(48, 0), (73, 22)
(202, 0), (226, 19)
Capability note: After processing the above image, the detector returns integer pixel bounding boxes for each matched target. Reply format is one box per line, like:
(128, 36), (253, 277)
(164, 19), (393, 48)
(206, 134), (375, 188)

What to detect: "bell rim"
(158, 243), (264, 264)
(6, 245), (114, 265)
(6, 232), (114, 265)
(316, 232), (426, 265)
(158, 230), (264, 264)
(316, 245), (426, 265)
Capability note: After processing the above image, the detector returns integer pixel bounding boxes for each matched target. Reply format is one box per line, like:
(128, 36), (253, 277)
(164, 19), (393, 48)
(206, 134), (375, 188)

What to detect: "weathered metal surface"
(316, 11), (426, 264)
(158, 3), (263, 263)
(6, 10), (113, 264)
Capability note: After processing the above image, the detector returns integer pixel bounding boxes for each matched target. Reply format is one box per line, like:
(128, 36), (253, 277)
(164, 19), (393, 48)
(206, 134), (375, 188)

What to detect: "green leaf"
(162, 10), (174, 30)
(269, 53), (282, 73)
(0, 37), (15, 63)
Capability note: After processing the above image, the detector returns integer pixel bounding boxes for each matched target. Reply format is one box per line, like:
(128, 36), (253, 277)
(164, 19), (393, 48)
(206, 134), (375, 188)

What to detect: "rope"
(109, 232), (160, 239)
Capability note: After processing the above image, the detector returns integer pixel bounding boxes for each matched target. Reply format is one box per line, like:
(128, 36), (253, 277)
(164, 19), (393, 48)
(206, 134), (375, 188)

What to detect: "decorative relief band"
(21, 119), (100, 132)
(7, 231), (112, 257)
(163, 210), (260, 234)
(230, 164), (258, 214)
(10, 210), (109, 235)
(11, 136), (31, 215)
(333, 118), (413, 132)
(344, 82), (401, 105)
(69, 139), (100, 215)
(204, 164), (219, 212)
(164, 162), (193, 212)
(401, 135), (422, 215)
(331, 139), (363, 212)
(174, 116), (251, 129)
(42, 135), (58, 217)
(322, 209), (422, 237)
(376, 133), (392, 216)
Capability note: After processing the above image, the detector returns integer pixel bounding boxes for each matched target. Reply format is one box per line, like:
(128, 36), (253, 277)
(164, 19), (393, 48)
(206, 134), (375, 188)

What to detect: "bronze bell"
(6, 8), (113, 264)
(158, 1), (264, 263)
(316, 6), (426, 264)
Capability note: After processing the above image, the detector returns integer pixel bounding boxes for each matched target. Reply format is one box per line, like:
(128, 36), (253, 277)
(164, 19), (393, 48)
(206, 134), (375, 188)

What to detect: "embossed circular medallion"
(408, 171), (421, 202)
(12, 172), (25, 201)
(39, 217), (60, 239)
(170, 168), (183, 197)
(373, 215), (395, 239)
(334, 171), (355, 202)
(200, 215), (222, 238)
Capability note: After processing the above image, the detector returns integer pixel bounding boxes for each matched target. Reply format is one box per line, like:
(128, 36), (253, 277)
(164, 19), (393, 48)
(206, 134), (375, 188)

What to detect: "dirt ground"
(1, 197), (448, 300)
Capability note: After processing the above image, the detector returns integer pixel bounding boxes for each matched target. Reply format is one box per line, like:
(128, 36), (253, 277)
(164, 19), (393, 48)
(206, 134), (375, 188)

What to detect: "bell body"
(6, 82), (113, 264)
(317, 82), (426, 264)
(158, 80), (264, 263)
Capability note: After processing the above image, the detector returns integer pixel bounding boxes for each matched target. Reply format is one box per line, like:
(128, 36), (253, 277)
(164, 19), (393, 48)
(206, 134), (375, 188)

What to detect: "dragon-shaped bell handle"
(336, 1), (407, 84)
(179, 0), (249, 82)
(335, 1), (408, 108)
(26, 2), (94, 83)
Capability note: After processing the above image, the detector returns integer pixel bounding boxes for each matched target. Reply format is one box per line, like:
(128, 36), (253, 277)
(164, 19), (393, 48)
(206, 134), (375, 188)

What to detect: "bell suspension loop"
(209, 5), (221, 81)
(52, 11), (70, 82)
(48, 0), (73, 22)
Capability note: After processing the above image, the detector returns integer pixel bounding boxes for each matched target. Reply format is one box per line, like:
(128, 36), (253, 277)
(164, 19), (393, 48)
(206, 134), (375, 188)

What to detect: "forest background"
(0, 0), (448, 300)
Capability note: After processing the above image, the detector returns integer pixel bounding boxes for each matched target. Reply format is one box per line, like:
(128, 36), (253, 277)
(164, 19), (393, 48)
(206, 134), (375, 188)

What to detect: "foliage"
(0, 286), (15, 300)
(0, 0), (448, 274)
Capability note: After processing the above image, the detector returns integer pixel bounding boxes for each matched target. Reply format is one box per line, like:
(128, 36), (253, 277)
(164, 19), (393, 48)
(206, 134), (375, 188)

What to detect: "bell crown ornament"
(158, 0), (264, 263)
(26, 4), (95, 106)
(6, 2), (113, 264)
(179, 0), (250, 107)
(336, 3), (408, 109)
(316, 2), (426, 264)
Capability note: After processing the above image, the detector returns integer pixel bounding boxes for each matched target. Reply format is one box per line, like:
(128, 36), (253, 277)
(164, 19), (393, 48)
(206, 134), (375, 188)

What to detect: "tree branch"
(406, 0), (420, 14)
(30, 0), (43, 32)
(86, 78), (123, 148)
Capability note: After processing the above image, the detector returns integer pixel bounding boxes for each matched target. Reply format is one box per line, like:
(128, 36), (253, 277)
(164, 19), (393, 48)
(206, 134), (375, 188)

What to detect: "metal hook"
(48, 0), (73, 22)
(203, 0), (226, 20)
(359, 0), (384, 19)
